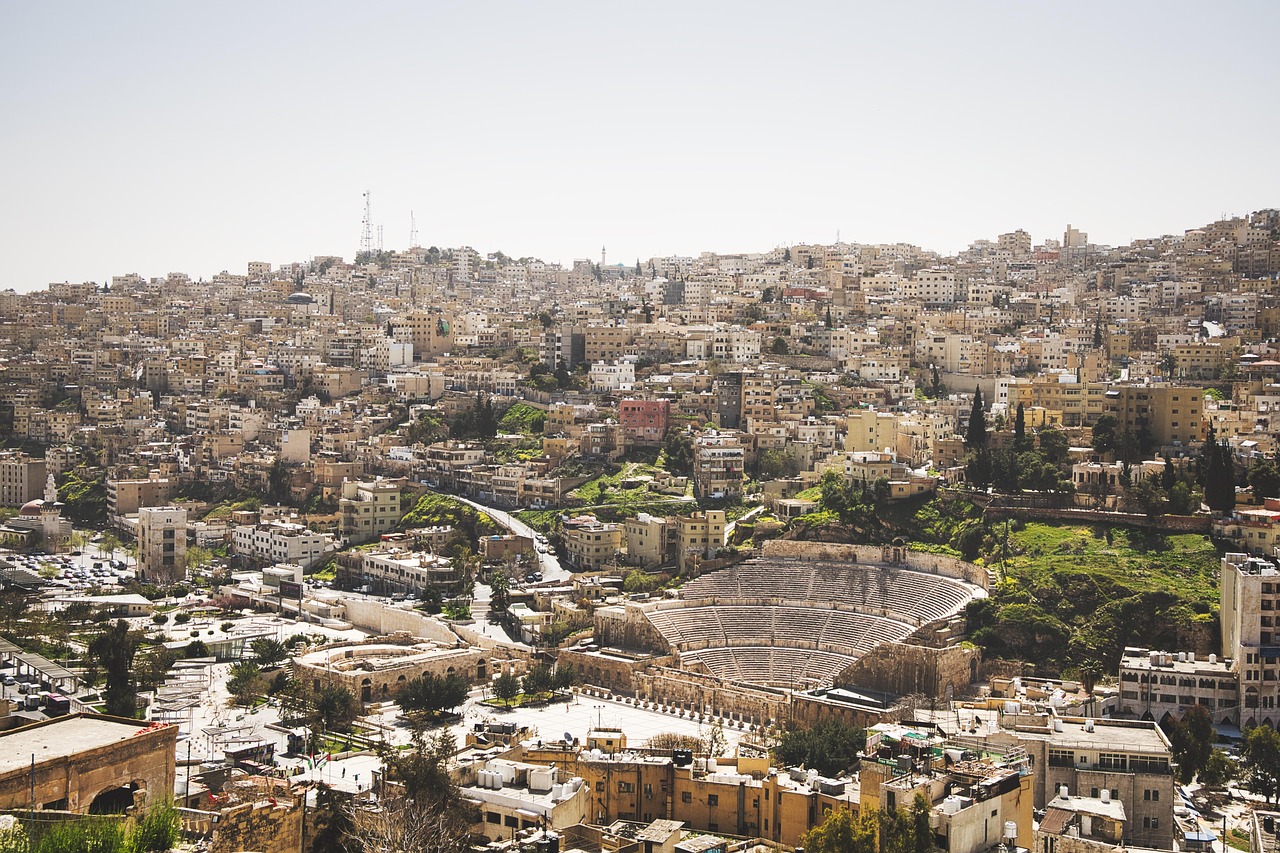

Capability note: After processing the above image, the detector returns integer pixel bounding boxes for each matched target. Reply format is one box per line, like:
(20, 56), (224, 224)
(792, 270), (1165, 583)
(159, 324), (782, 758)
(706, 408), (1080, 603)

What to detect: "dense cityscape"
(0, 208), (1277, 852)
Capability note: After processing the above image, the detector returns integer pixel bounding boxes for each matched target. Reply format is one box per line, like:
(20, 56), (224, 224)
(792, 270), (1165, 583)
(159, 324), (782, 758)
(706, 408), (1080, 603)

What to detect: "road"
(445, 494), (568, 583)
(725, 505), (764, 541)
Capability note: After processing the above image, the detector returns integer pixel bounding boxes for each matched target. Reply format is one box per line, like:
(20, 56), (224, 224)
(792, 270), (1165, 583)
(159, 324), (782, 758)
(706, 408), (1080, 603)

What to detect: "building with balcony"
(692, 433), (744, 501)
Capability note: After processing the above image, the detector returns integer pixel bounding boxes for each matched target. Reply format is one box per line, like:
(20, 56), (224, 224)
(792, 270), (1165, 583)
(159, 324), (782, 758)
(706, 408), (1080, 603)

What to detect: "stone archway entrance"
(89, 782), (140, 814)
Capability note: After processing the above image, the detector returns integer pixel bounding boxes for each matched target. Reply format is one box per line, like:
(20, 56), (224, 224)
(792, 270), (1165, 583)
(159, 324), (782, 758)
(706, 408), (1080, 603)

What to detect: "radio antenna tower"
(359, 191), (373, 259)
(377, 224), (384, 253)
(410, 211), (418, 248)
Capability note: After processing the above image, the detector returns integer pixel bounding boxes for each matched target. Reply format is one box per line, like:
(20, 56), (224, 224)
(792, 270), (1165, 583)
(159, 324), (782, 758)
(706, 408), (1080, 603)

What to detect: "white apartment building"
(588, 360), (636, 393)
(233, 520), (334, 569)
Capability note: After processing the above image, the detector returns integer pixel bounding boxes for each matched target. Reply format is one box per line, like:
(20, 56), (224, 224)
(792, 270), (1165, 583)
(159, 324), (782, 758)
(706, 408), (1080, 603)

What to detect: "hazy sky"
(3, 1), (1277, 291)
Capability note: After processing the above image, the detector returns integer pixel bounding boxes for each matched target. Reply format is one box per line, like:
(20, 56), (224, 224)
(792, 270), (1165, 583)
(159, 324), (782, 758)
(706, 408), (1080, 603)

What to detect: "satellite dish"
(564, 732), (573, 743)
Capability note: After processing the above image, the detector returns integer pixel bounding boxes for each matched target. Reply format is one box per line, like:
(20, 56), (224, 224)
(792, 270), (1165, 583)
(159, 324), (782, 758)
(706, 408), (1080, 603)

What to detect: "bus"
(41, 693), (70, 716)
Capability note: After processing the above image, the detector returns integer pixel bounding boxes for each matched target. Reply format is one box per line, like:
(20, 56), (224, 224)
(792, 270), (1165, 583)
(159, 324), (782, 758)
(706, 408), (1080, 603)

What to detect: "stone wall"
(337, 596), (461, 643)
(293, 638), (485, 702)
(760, 539), (991, 590)
(557, 649), (670, 695)
(630, 665), (790, 726)
(595, 603), (670, 653)
(834, 641), (979, 700)
(985, 505), (1212, 533)
(212, 797), (303, 853)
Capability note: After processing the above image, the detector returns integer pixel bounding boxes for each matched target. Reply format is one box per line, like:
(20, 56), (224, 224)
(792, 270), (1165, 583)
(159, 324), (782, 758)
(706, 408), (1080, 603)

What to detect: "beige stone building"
(138, 505), (187, 585)
(293, 639), (484, 703)
(339, 479), (401, 543)
(0, 451), (46, 508)
(675, 510), (726, 573)
(562, 515), (622, 571)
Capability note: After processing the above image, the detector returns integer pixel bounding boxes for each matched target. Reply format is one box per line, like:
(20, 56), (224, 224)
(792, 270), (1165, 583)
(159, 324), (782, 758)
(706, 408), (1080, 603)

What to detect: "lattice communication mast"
(359, 190), (373, 259)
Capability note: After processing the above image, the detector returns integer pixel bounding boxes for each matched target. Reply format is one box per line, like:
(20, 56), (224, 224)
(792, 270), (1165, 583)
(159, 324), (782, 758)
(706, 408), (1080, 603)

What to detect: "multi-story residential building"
(391, 309), (454, 360)
(845, 409), (899, 455)
(338, 479), (402, 544)
(618, 399), (671, 445)
(232, 520), (334, 569)
(0, 452), (46, 508)
(623, 513), (668, 568)
(1220, 552), (1280, 728)
(971, 715), (1175, 850)
(1116, 646), (1236, 725)
(138, 505), (187, 585)
(692, 433), (745, 501)
(561, 515), (622, 570)
(346, 549), (459, 595)
(1100, 384), (1204, 448)
(587, 360), (635, 393)
(675, 510), (726, 573)
(107, 472), (177, 518)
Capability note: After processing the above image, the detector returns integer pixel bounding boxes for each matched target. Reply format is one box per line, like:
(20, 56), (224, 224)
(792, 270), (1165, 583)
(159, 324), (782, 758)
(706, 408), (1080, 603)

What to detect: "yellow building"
(562, 515), (623, 570)
(675, 510), (726, 573)
(1100, 385), (1204, 447)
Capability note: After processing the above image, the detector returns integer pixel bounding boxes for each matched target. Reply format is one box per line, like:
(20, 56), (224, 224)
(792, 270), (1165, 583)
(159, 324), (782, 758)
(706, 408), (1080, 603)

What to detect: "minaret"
(42, 473), (63, 551)
(601, 245), (606, 268)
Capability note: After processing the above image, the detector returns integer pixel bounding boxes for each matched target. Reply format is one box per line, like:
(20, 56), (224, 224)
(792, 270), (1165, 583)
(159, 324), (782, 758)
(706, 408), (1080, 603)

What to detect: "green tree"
(1013, 403), (1028, 452)
(774, 718), (865, 776)
(252, 637), (289, 667)
(359, 731), (471, 853)
(965, 450), (993, 489)
(662, 428), (695, 477)
(1168, 705), (1215, 784)
(522, 663), (555, 696)
(1038, 428), (1069, 465)
(553, 664), (577, 691)
(1092, 414), (1118, 457)
(88, 619), (139, 717)
(623, 569), (658, 594)
(488, 569), (511, 614)
(314, 684), (362, 734)
(185, 545), (213, 575)
(1125, 476), (1164, 517)
(1243, 723), (1280, 802)
(227, 661), (265, 706)
(1204, 439), (1236, 514)
(492, 672), (521, 707)
(801, 807), (878, 853)
(1250, 456), (1280, 500)
(397, 672), (470, 721)
(965, 389), (987, 450)
(770, 336), (790, 355)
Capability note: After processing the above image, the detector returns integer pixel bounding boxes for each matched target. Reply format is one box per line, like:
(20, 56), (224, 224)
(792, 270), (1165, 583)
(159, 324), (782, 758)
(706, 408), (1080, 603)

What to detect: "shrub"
(133, 802), (180, 852)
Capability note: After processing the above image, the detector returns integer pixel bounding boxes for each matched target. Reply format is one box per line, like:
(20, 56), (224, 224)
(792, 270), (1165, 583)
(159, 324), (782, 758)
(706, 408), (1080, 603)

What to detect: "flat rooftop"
(0, 715), (160, 775)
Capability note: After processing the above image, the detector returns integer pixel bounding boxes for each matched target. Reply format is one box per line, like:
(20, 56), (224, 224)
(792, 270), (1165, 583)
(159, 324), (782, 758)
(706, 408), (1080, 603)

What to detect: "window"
(681, 791), (692, 804)
(708, 795), (719, 806)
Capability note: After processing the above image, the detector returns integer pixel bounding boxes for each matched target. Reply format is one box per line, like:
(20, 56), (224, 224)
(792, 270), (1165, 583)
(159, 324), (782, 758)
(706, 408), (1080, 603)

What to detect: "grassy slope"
(972, 521), (1220, 672)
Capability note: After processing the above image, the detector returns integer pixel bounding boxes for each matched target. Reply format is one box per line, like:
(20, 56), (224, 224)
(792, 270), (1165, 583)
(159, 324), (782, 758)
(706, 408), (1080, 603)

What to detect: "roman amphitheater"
(561, 540), (990, 727)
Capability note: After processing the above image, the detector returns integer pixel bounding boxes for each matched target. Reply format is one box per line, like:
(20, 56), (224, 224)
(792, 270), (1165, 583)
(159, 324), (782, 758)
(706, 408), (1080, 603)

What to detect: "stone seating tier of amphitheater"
(680, 646), (861, 688)
(640, 556), (982, 690)
(675, 558), (976, 625)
